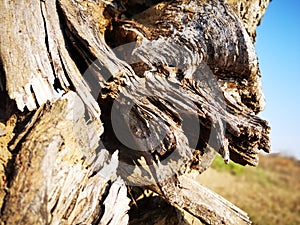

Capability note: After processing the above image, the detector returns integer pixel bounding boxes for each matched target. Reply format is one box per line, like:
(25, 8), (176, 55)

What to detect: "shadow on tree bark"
(0, 0), (271, 224)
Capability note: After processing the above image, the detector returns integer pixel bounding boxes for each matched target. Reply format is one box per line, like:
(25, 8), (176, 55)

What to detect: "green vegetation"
(211, 154), (245, 175)
(198, 154), (300, 225)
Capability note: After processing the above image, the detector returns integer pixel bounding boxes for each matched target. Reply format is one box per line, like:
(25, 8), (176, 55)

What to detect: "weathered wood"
(128, 174), (252, 225)
(1, 92), (130, 224)
(0, 0), (271, 224)
(226, 0), (271, 42)
(128, 193), (204, 225)
(0, 0), (101, 117)
(162, 175), (251, 225)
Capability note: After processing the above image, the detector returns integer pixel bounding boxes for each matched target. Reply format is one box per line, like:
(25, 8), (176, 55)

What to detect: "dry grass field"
(197, 154), (300, 225)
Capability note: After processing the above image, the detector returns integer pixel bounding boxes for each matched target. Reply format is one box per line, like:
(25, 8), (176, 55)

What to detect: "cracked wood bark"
(0, 92), (130, 225)
(0, 0), (271, 224)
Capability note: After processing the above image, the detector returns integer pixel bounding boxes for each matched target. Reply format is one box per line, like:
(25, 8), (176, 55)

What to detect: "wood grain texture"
(0, 0), (271, 224)
(1, 92), (129, 225)
(226, 0), (271, 41)
(162, 175), (251, 224)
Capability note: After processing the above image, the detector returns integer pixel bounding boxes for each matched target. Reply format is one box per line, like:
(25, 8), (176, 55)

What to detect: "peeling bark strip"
(0, 0), (271, 224)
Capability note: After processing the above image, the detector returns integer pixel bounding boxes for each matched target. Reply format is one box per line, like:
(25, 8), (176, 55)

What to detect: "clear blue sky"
(255, 0), (300, 159)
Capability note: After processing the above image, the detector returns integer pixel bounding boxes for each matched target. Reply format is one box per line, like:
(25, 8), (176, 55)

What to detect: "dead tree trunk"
(0, 0), (271, 224)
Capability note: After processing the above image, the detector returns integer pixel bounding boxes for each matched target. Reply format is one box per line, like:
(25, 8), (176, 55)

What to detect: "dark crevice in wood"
(129, 195), (181, 225)
(99, 97), (151, 166)
(56, 2), (95, 75)
(29, 85), (39, 109)
(51, 3), (77, 94)
(146, 97), (181, 126)
(50, 198), (59, 214)
(241, 91), (262, 114)
(5, 109), (38, 159)
(92, 180), (112, 225)
(105, 21), (138, 48)
(0, 59), (5, 92)
(5, 112), (37, 155)
(57, 51), (76, 92)
(0, 198), (7, 222)
(99, 97), (136, 162)
(41, 1), (65, 93)
(0, 91), (7, 123)
(127, 186), (144, 204)
(124, 0), (171, 18)
(145, 95), (209, 154)
(64, 28), (95, 74)
(98, 95), (162, 186)
(0, 60), (19, 124)
(103, 4), (139, 49)
(40, 1), (58, 86)
(56, 3), (116, 102)
(53, 77), (64, 93)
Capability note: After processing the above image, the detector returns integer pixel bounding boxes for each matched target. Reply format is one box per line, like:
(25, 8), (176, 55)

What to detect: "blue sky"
(255, 0), (300, 159)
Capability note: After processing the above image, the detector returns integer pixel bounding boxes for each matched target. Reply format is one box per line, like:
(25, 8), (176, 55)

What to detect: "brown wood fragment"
(0, 0), (271, 224)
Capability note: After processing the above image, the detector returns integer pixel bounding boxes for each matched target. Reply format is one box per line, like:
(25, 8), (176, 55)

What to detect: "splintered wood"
(0, 0), (271, 224)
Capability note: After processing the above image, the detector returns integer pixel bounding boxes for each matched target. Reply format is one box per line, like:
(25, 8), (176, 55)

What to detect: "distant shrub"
(211, 154), (245, 175)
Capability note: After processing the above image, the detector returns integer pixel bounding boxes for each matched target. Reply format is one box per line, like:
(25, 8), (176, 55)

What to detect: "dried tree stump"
(0, 0), (271, 224)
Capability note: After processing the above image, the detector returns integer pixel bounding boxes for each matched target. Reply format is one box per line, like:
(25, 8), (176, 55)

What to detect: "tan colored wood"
(0, 0), (271, 224)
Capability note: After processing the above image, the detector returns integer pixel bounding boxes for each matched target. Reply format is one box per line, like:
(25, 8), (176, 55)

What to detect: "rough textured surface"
(1, 92), (130, 225)
(226, 0), (271, 41)
(0, 0), (271, 224)
(129, 193), (206, 225)
(0, 116), (15, 208)
(100, 0), (270, 168)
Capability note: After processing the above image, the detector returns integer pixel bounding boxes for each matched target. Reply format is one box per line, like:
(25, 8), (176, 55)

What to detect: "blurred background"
(255, 0), (300, 159)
